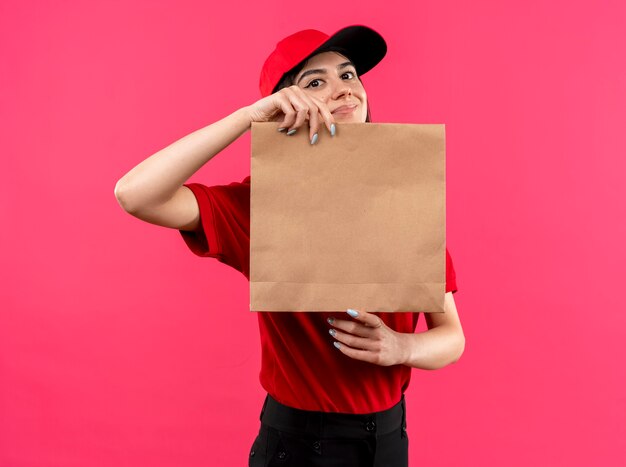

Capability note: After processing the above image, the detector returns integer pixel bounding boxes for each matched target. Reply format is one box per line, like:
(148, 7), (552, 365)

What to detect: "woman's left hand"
(327, 309), (407, 366)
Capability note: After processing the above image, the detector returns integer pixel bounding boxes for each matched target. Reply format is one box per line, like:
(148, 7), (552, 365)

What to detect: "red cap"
(259, 25), (387, 97)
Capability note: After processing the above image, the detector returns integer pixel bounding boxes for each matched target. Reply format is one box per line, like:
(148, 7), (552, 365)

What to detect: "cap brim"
(314, 25), (387, 76)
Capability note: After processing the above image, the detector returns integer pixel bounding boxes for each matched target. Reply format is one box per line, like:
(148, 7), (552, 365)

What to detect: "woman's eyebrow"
(296, 61), (355, 85)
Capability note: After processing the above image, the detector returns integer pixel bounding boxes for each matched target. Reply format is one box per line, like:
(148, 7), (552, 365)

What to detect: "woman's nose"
(331, 85), (352, 100)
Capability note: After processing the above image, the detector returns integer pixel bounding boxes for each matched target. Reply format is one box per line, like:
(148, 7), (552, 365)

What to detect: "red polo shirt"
(179, 176), (458, 413)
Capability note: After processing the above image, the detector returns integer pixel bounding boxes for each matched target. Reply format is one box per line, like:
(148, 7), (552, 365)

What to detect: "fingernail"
(330, 123), (336, 136)
(329, 329), (336, 337)
(310, 133), (318, 145)
(277, 127), (287, 132)
(327, 317), (335, 325)
(286, 129), (297, 136)
(334, 341), (341, 349)
(347, 309), (359, 318)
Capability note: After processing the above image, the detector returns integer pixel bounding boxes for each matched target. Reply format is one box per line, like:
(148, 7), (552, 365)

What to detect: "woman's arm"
(328, 292), (465, 370)
(114, 107), (253, 213)
(114, 86), (336, 227)
(398, 292), (465, 369)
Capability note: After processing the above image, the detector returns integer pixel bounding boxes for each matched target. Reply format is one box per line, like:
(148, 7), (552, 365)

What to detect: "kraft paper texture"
(250, 122), (446, 313)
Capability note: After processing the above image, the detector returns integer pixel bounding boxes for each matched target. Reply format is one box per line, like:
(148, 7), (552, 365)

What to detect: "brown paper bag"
(250, 122), (446, 313)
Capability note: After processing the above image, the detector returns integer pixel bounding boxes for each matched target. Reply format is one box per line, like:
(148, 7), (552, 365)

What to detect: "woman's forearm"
(398, 324), (465, 370)
(114, 106), (253, 212)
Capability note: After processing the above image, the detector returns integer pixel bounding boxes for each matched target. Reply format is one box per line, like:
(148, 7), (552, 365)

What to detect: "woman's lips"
(332, 104), (357, 115)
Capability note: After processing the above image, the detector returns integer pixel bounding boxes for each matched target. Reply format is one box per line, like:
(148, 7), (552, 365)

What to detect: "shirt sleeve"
(178, 177), (250, 277)
(445, 247), (458, 294)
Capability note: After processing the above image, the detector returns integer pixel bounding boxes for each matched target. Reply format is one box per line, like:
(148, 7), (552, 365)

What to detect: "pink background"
(2, 1), (625, 466)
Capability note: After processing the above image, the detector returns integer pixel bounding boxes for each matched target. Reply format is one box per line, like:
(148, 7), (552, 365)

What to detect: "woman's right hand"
(244, 85), (336, 144)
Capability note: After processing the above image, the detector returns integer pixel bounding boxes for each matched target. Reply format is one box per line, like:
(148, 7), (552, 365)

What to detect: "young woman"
(115, 25), (465, 467)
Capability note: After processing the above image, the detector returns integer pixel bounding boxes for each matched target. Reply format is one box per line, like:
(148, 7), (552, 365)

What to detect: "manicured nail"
(327, 317), (335, 325)
(347, 309), (359, 318)
(334, 341), (342, 349)
(277, 127), (287, 132)
(310, 133), (318, 145)
(286, 129), (297, 136)
(330, 123), (336, 136)
(329, 328), (336, 337)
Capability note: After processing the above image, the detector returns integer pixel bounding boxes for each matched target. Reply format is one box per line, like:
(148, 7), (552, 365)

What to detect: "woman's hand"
(327, 309), (408, 367)
(244, 85), (336, 144)
(329, 293), (465, 370)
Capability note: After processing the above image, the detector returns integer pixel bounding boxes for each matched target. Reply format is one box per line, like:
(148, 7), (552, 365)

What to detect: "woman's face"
(293, 51), (368, 123)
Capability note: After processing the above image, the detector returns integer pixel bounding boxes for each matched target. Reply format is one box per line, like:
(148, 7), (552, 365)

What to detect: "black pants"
(248, 394), (409, 467)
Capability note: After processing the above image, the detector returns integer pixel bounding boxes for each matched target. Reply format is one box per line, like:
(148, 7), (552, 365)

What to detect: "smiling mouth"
(332, 105), (358, 115)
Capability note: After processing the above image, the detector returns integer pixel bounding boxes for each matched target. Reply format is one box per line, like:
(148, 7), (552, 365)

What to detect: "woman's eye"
(304, 71), (356, 88)
(305, 79), (322, 88)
